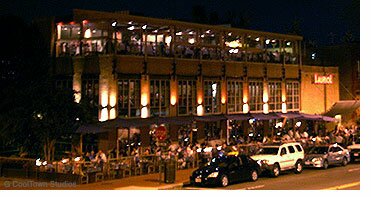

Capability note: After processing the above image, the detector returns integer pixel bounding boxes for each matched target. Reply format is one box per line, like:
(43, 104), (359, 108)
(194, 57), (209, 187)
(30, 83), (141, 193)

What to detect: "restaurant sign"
(314, 73), (333, 84)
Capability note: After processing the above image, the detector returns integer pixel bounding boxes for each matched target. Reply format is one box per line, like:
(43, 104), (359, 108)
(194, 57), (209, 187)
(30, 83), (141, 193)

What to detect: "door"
(228, 157), (243, 182)
(287, 145), (297, 167)
(279, 147), (290, 169)
(328, 146), (342, 164)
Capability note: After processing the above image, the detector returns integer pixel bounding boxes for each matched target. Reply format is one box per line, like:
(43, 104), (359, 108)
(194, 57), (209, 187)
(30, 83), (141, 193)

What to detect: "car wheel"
(220, 175), (229, 187)
(250, 170), (258, 182)
(271, 164), (280, 177)
(322, 160), (329, 169)
(294, 160), (303, 174)
(342, 157), (348, 166)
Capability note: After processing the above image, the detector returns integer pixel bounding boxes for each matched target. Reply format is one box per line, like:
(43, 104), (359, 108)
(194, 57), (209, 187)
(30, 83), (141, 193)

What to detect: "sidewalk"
(0, 168), (196, 190)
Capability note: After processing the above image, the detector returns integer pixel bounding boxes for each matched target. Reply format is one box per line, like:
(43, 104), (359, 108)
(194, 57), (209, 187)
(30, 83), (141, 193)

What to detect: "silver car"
(304, 144), (350, 169)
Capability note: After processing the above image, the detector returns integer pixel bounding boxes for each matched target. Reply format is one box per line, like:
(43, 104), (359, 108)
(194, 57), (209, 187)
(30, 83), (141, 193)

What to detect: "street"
(183, 163), (360, 190)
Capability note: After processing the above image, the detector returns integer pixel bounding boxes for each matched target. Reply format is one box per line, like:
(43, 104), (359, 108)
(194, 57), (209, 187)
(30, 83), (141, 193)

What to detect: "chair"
(147, 164), (155, 174)
(95, 172), (104, 182)
(80, 174), (89, 184)
(121, 166), (131, 178)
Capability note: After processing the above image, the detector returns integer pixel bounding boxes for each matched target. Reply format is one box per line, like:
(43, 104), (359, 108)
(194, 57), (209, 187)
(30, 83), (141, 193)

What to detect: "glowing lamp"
(243, 103), (249, 114)
(109, 108), (116, 119)
(84, 28), (92, 39)
(141, 106), (149, 118)
(197, 105), (203, 116)
(170, 96), (177, 106)
(263, 92), (269, 103)
(109, 95), (116, 108)
(141, 93), (148, 106)
(221, 96), (226, 104)
(263, 103), (269, 114)
(282, 102), (287, 113)
(82, 20), (88, 25)
(188, 38), (195, 44)
(197, 97), (203, 105)
(101, 91), (108, 107)
(100, 108), (108, 122)
(295, 121), (302, 127)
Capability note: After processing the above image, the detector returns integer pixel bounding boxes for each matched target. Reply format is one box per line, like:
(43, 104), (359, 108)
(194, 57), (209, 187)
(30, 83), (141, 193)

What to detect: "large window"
(249, 80), (263, 112)
(286, 81), (300, 111)
(55, 79), (72, 90)
(227, 80), (243, 113)
(204, 80), (221, 114)
(118, 79), (141, 117)
(150, 79), (170, 116)
(268, 81), (282, 112)
(81, 78), (99, 107)
(178, 80), (196, 115)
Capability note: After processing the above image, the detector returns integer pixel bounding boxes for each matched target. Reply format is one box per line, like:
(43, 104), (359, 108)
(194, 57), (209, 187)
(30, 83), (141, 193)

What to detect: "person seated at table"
(143, 148), (151, 156)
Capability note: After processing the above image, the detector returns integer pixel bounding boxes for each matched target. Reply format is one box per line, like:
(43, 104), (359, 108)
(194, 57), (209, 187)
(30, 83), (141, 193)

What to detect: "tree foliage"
(0, 15), (90, 160)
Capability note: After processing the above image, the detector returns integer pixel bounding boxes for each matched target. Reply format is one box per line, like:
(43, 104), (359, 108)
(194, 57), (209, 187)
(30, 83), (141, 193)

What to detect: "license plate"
(354, 153), (359, 156)
(195, 178), (201, 183)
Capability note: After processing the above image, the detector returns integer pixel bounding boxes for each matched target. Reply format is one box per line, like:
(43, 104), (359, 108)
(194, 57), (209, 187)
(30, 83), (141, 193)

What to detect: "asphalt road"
(183, 162), (360, 190)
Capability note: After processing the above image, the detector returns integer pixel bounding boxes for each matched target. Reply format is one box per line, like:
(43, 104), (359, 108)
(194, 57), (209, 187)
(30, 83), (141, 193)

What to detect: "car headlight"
(207, 172), (219, 178)
(311, 157), (322, 163)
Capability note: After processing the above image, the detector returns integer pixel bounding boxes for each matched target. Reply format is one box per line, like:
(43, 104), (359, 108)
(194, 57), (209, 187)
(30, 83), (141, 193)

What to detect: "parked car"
(347, 143), (360, 162)
(304, 144), (350, 169)
(189, 154), (261, 187)
(250, 142), (305, 177)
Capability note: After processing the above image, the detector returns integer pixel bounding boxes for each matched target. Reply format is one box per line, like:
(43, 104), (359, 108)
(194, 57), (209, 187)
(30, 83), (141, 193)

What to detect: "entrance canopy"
(323, 100), (360, 117)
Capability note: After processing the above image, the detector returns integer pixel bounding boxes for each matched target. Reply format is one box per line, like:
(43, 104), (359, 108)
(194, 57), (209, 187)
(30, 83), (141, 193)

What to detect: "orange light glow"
(197, 97), (203, 105)
(243, 96), (248, 104)
(221, 96), (226, 104)
(109, 95), (116, 108)
(109, 108), (116, 119)
(82, 20), (88, 25)
(141, 93), (148, 106)
(170, 95), (177, 106)
(101, 91), (108, 107)
(69, 21), (75, 25)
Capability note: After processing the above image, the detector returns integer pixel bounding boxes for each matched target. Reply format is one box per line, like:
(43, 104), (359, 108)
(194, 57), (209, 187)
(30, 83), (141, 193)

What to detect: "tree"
(0, 15), (91, 160)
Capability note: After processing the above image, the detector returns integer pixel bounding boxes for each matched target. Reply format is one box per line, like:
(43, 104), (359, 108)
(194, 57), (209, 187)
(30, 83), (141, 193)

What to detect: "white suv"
(250, 142), (305, 177)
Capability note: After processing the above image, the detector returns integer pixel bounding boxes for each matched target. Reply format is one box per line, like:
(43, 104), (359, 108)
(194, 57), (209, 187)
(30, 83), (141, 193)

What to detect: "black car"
(190, 154), (261, 187)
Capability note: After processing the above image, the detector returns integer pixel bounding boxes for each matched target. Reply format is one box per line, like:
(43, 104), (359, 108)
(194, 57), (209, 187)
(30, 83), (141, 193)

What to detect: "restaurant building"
(52, 9), (339, 152)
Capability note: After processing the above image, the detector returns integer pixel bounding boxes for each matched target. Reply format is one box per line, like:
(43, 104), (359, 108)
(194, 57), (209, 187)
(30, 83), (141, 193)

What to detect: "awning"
(296, 113), (323, 121)
(323, 100), (360, 117)
(158, 116), (194, 125)
(194, 115), (227, 122)
(103, 117), (158, 128)
(276, 112), (303, 119)
(250, 113), (280, 120)
(225, 114), (252, 121)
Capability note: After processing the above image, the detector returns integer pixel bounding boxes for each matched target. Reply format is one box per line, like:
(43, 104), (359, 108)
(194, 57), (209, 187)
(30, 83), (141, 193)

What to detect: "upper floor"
(55, 9), (303, 65)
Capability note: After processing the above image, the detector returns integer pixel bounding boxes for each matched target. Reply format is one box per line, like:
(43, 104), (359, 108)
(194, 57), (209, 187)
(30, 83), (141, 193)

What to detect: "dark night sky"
(1, 0), (360, 46)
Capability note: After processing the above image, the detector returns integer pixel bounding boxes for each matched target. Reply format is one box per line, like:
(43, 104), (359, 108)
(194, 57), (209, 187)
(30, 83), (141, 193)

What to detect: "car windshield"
(256, 147), (279, 155)
(309, 146), (328, 154)
(207, 156), (231, 168)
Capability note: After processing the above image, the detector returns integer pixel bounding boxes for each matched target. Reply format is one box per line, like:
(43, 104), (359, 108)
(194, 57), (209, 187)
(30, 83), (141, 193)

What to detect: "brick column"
(140, 74), (150, 118)
(169, 75), (178, 117)
(98, 56), (117, 121)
